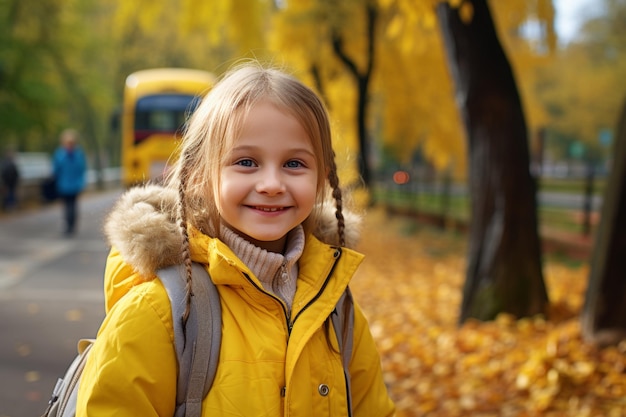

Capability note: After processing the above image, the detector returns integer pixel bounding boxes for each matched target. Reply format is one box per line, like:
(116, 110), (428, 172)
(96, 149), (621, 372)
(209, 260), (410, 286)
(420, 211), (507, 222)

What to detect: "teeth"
(257, 207), (281, 212)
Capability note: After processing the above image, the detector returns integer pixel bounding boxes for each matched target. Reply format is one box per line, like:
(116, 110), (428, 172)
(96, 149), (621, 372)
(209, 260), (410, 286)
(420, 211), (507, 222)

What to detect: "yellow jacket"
(76, 185), (395, 416)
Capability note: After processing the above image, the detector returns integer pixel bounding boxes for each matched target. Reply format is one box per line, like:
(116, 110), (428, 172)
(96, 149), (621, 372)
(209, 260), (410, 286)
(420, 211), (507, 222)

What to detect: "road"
(0, 188), (122, 417)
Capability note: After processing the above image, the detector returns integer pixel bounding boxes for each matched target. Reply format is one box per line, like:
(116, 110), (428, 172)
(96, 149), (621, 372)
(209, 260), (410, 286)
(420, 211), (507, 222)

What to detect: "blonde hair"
(165, 63), (345, 318)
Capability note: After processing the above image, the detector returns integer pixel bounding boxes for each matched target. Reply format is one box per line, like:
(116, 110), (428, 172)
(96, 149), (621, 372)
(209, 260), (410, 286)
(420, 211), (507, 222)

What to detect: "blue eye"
(236, 159), (256, 167)
(285, 160), (304, 168)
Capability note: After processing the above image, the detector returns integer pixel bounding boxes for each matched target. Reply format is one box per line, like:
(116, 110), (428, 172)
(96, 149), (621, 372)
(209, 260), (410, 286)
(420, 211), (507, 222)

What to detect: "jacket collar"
(201, 231), (363, 325)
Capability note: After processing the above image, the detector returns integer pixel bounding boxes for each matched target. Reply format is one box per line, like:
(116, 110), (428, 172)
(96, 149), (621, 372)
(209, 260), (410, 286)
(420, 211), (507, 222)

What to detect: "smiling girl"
(77, 62), (395, 416)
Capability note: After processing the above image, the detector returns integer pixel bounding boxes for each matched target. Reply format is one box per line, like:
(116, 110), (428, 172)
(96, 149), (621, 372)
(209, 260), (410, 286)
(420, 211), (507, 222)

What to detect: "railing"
(372, 175), (602, 259)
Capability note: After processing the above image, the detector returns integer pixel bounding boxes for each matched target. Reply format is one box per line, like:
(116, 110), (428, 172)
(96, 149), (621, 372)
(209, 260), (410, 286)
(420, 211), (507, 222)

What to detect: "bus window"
(134, 94), (200, 144)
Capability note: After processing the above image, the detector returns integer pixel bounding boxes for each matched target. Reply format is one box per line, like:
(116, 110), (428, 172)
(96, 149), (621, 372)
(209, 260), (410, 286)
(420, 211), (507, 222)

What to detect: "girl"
(77, 63), (395, 416)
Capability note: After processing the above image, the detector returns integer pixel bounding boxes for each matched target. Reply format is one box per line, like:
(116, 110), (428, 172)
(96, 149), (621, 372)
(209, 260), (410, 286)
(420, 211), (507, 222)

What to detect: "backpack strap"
(331, 287), (355, 415)
(158, 263), (222, 417)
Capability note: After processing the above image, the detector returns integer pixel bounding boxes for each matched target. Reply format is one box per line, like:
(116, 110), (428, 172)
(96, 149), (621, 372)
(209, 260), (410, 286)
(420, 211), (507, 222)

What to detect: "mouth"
(250, 206), (288, 212)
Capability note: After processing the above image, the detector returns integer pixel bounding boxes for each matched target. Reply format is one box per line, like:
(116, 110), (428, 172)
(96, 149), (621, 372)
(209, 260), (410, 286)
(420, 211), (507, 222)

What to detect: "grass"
(372, 181), (599, 238)
(538, 177), (606, 195)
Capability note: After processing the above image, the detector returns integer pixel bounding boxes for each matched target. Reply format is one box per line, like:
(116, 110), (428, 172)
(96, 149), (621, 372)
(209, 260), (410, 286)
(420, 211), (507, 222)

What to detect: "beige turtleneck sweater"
(220, 225), (305, 312)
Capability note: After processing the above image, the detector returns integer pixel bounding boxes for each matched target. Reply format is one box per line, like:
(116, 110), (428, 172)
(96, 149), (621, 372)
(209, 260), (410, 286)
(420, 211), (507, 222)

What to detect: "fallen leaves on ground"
(351, 208), (626, 417)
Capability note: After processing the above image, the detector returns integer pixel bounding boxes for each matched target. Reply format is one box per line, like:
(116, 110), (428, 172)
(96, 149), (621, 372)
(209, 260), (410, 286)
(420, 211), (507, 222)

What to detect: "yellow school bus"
(121, 68), (215, 186)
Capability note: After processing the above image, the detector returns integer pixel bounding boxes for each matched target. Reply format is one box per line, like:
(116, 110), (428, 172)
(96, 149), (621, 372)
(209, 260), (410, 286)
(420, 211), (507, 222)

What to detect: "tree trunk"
(581, 97), (626, 347)
(331, 1), (376, 187)
(436, 0), (548, 323)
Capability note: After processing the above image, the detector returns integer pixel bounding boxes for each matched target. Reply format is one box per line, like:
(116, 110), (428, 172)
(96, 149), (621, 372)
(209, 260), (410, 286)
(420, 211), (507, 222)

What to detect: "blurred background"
(1, 0), (625, 416)
(2, 0), (622, 196)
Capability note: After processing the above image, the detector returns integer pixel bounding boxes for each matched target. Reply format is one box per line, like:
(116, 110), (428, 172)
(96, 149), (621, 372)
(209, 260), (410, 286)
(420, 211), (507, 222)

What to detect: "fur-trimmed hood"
(104, 184), (361, 279)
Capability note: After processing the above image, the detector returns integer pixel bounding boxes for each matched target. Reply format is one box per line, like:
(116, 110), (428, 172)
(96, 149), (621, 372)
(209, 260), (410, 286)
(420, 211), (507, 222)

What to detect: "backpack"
(42, 262), (354, 417)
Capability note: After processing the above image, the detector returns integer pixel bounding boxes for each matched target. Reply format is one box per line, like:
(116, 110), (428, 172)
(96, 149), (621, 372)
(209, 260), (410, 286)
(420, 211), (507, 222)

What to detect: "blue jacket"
(53, 146), (87, 196)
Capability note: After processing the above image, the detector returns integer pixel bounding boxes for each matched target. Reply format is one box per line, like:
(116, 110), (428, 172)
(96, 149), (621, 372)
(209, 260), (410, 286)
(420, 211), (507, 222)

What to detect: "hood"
(104, 184), (362, 279)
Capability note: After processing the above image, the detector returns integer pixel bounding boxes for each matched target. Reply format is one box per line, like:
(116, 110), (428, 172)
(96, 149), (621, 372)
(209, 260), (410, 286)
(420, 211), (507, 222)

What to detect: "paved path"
(0, 189), (121, 417)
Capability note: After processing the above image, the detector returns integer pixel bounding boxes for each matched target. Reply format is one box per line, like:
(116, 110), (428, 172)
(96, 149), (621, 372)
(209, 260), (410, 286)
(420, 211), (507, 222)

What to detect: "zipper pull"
(287, 312), (294, 335)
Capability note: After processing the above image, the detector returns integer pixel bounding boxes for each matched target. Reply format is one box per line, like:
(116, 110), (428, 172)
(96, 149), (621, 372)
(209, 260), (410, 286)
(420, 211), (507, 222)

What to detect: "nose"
(256, 167), (285, 195)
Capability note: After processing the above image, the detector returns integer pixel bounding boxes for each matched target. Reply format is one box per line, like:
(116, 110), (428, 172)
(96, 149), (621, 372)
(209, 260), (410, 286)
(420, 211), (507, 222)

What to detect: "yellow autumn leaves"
(351, 208), (626, 416)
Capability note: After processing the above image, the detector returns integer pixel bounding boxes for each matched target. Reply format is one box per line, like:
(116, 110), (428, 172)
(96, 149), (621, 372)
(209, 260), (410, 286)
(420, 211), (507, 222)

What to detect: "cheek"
(220, 171), (254, 207)
(299, 178), (319, 210)
(217, 174), (239, 209)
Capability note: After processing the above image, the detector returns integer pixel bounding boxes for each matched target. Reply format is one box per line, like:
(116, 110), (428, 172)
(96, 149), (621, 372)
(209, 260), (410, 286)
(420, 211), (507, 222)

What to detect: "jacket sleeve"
(76, 280), (178, 417)
(349, 301), (396, 417)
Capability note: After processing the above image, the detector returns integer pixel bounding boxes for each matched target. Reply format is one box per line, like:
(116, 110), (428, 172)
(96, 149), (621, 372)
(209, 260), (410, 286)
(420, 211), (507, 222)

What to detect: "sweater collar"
(220, 225), (305, 289)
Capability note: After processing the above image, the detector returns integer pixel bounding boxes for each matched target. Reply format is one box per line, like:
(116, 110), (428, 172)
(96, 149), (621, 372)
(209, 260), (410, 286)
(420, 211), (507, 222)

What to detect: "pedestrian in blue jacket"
(53, 129), (87, 236)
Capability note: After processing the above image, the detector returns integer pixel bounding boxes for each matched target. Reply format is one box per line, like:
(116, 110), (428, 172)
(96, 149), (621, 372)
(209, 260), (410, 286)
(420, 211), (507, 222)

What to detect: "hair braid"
(327, 152), (345, 247)
(177, 164), (194, 324)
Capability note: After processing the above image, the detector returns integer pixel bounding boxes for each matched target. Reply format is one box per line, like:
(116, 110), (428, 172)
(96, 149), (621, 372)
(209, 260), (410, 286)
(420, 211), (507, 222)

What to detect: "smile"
(253, 206), (286, 212)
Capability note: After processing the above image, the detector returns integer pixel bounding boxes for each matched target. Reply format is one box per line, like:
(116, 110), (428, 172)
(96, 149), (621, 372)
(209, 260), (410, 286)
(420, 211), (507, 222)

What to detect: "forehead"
(232, 100), (312, 144)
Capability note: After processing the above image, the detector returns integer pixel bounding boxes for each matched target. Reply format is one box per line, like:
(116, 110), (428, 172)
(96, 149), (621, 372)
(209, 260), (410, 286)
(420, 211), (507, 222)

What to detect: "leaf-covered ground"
(350, 208), (626, 417)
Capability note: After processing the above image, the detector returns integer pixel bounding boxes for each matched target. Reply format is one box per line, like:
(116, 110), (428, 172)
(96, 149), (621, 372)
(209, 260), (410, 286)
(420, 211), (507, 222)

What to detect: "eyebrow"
(231, 144), (315, 157)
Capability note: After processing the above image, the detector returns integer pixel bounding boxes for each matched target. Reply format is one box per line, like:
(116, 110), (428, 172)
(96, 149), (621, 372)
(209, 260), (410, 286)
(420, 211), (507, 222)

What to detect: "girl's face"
(219, 100), (318, 253)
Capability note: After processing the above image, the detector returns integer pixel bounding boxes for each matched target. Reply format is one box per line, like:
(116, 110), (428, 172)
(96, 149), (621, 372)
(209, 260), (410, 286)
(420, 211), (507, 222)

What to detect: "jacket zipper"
(241, 247), (342, 335)
(289, 248), (342, 329)
(242, 248), (349, 414)
(241, 271), (291, 332)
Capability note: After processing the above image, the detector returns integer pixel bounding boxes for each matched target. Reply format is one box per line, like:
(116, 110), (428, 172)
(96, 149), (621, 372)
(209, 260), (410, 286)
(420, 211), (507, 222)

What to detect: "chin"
(252, 235), (285, 244)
